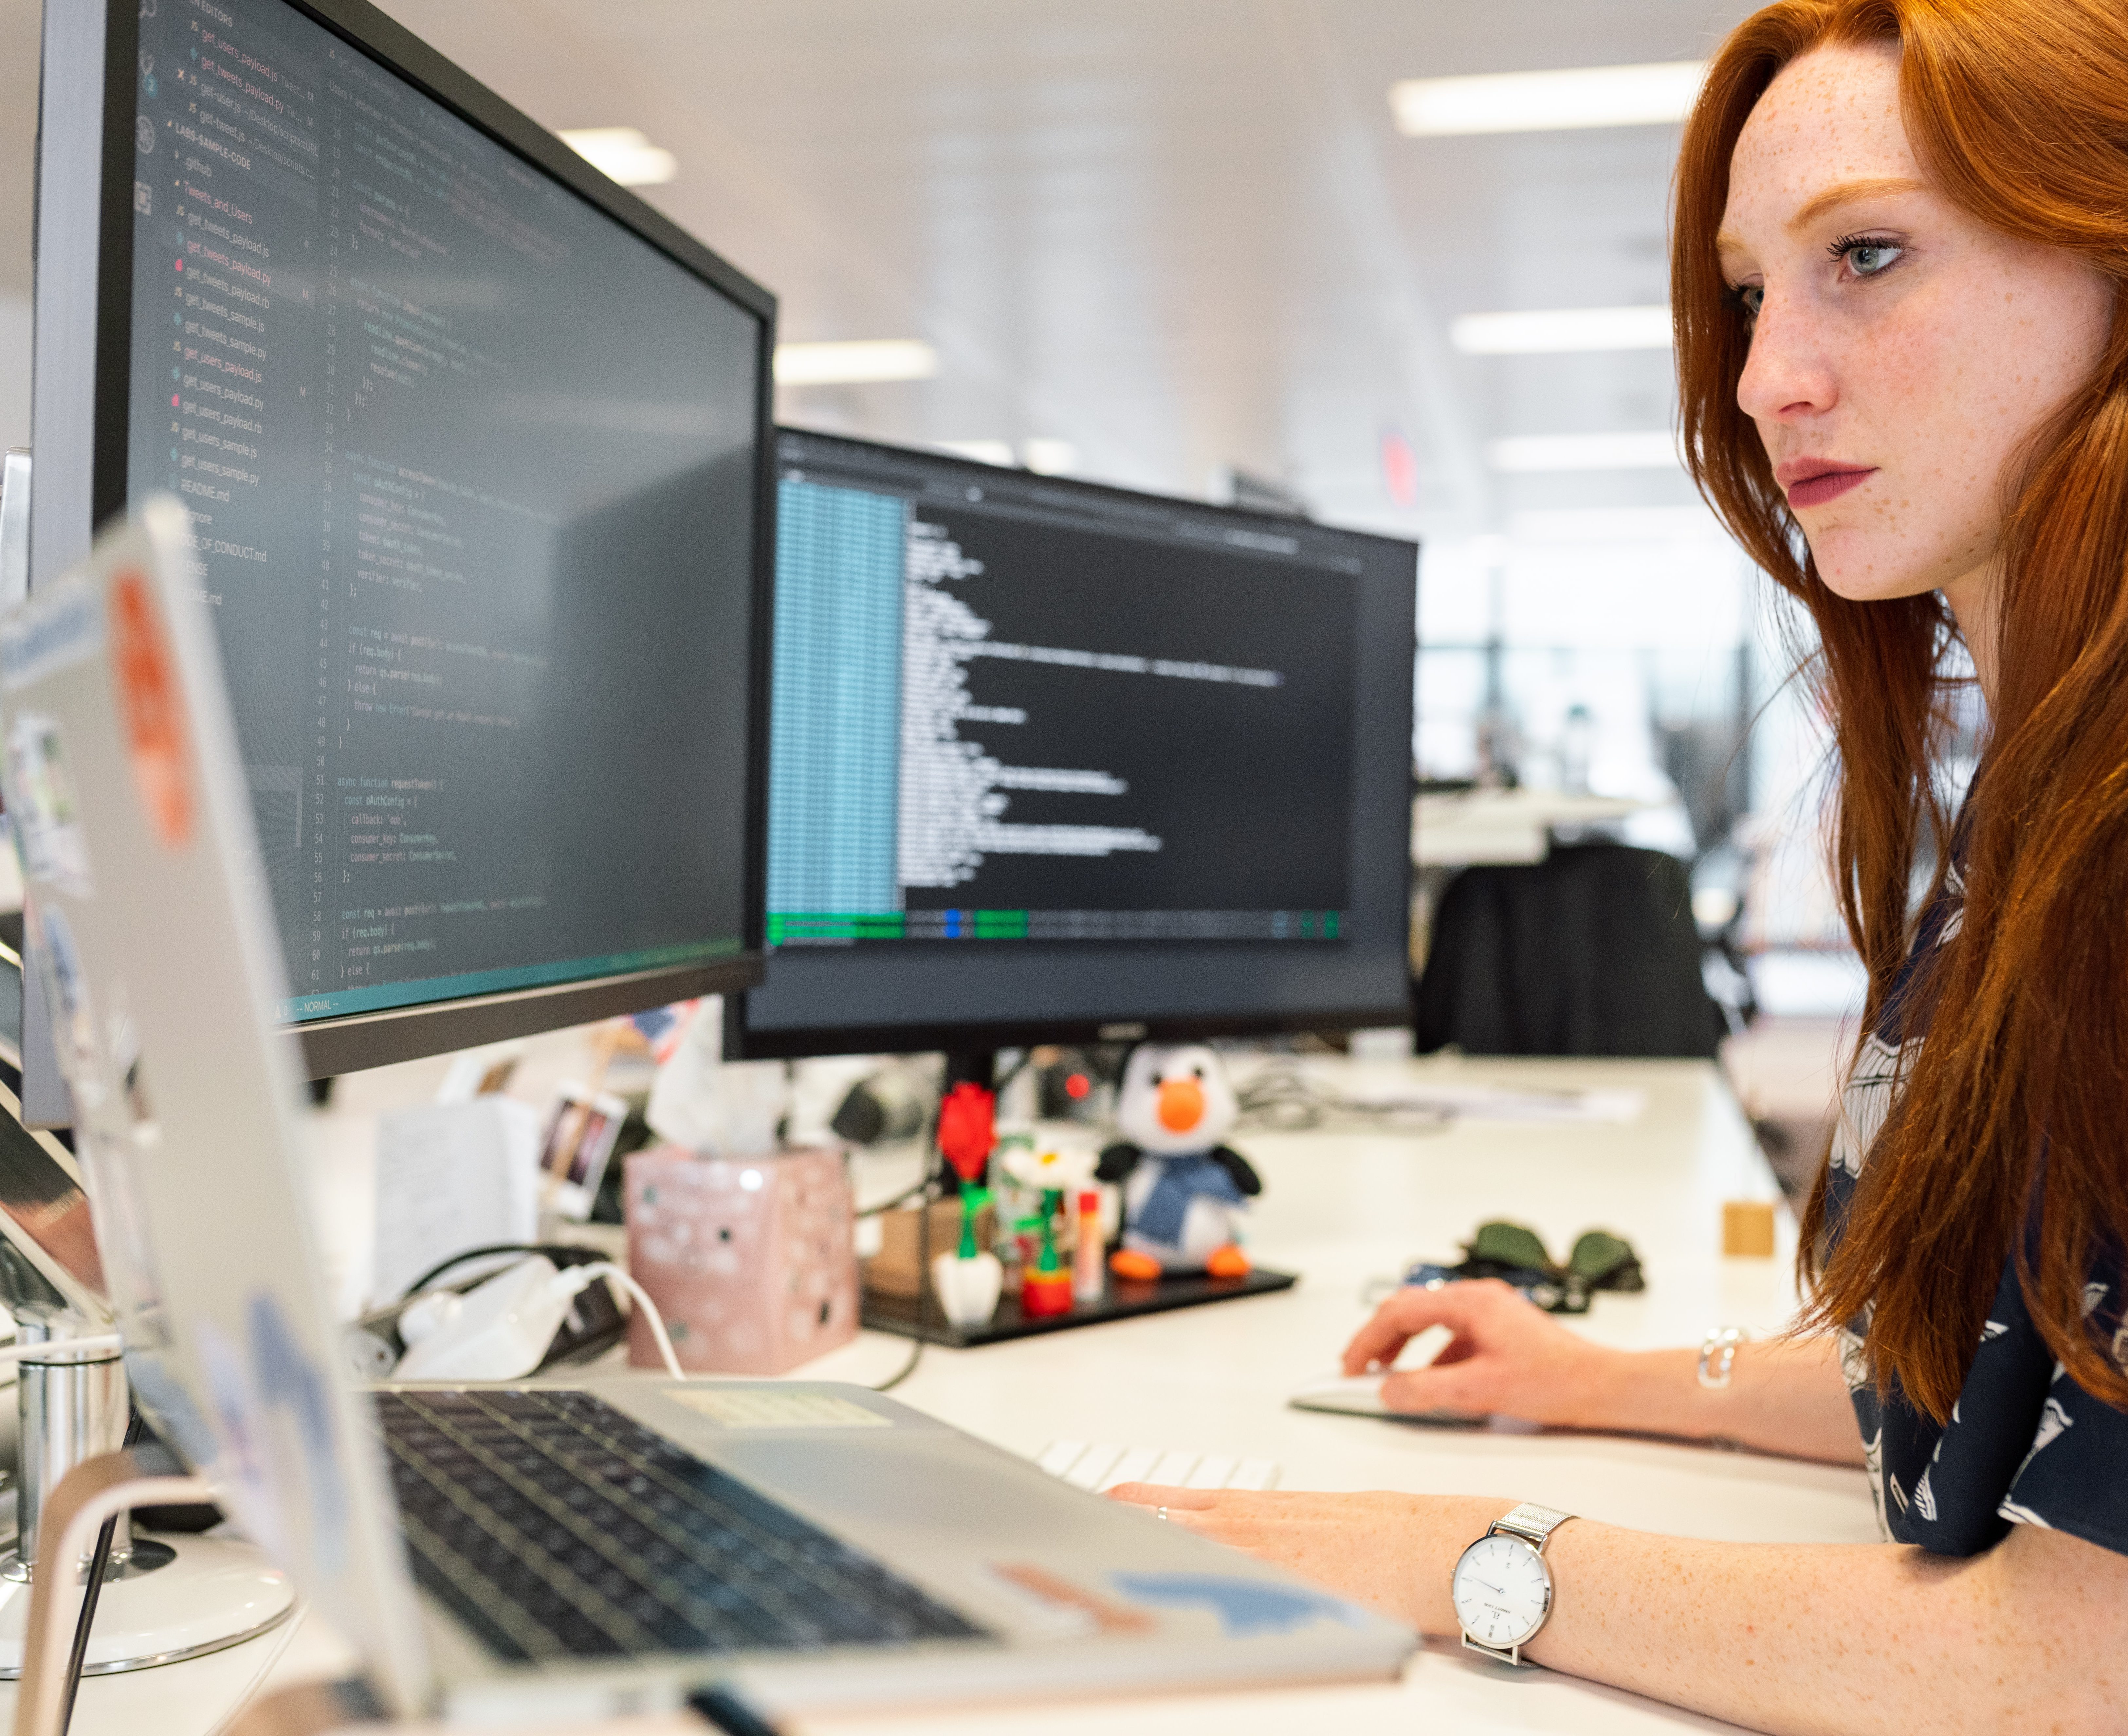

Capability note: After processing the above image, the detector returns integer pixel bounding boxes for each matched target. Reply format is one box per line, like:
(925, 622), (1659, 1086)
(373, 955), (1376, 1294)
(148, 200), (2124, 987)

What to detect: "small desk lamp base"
(0, 1530), (294, 1675)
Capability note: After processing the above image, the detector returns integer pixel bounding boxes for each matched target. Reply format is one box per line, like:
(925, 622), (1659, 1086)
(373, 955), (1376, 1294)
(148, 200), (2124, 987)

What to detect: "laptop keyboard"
(375, 1388), (987, 1663)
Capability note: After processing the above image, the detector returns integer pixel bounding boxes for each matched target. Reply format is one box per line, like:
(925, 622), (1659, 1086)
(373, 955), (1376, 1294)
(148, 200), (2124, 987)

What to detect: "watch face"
(1452, 1533), (1551, 1650)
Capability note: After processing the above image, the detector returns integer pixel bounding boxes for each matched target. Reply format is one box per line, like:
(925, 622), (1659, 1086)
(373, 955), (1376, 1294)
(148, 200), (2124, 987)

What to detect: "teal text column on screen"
(767, 479), (907, 941)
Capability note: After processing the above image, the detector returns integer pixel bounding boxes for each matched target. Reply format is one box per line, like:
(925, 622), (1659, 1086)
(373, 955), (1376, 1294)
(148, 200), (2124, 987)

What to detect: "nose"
(1734, 289), (1838, 427)
(1156, 1077), (1205, 1133)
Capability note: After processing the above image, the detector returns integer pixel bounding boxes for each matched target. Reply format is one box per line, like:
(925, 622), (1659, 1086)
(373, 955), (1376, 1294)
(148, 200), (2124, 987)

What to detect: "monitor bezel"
(727, 427), (1416, 1062)
(49, 0), (778, 1077)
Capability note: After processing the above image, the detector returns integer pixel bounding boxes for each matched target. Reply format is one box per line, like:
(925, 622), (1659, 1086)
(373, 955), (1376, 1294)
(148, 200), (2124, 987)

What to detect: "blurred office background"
(0, 0), (1868, 1159)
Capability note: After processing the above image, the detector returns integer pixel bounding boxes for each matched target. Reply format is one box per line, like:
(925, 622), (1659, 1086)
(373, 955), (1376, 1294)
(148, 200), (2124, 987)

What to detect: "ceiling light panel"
(1390, 61), (1706, 137)
(1488, 431), (1680, 473)
(1451, 305), (1671, 355)
(773, 340), (940, 386)
(557, 127), (678, 187)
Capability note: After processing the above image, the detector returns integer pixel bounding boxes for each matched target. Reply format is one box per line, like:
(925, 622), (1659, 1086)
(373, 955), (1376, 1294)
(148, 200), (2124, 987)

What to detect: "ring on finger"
(1156, 1506), (1168, 1523)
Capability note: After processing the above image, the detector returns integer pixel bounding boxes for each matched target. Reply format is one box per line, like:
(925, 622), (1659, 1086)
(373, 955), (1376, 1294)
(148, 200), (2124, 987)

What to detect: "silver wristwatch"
(1450, 1500), (1575, 1666)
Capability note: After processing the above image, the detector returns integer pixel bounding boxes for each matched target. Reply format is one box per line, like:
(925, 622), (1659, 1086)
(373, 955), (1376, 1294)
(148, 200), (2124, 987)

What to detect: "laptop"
(0, 497), (1417, 1722)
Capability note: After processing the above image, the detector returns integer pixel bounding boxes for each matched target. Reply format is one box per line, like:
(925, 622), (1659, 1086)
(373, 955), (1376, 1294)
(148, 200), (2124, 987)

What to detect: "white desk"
(18, 1055), (1875, 1736)
(1414, 789), (1647, 867)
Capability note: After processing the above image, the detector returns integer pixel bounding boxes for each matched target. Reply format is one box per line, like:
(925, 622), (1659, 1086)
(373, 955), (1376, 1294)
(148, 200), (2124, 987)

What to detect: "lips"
(1776, 459), (1877, 509)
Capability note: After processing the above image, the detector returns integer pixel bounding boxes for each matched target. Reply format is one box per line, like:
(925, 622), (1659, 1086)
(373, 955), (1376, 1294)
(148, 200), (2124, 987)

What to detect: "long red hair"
(1674, 0), (2128, 1419)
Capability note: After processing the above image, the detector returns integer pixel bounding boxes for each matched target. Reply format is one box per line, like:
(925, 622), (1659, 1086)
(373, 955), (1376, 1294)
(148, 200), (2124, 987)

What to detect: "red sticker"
(108, 568), (193, 848)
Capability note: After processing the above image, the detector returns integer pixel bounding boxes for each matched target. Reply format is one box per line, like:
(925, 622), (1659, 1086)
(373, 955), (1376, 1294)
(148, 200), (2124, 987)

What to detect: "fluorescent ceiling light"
(1488, 431), (1680, 473)
(558, 127), (677, 187)
(933, 439), (1015, 467)
(773, 339), (939, 386)
(1451, 305), (1671, 354)
(1390, 61), (1705, 136)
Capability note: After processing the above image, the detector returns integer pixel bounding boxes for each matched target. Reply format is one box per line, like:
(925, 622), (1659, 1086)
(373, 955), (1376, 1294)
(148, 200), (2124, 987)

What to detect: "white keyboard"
(1033, 1440), (1281, 1493)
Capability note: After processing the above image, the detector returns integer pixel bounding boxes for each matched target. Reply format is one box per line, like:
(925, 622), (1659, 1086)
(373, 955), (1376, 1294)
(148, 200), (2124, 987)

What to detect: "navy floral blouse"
(1826, 860), (2128, 1558)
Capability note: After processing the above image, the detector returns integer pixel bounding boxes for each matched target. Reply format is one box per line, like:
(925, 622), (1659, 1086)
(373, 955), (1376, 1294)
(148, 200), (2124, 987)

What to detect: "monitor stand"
(861, 1045), (1299, 1344)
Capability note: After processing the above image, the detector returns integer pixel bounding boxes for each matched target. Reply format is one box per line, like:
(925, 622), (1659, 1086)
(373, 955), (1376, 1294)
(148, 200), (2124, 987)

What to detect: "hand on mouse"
(1343, 1276), (1626, 1429)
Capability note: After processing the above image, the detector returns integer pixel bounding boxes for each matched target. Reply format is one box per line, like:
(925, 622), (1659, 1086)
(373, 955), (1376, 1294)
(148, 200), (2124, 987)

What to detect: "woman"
(1111, 2), (2128, 1727)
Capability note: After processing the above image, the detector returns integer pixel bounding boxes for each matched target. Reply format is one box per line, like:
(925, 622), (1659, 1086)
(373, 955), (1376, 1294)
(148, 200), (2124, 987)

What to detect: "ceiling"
(0, 0), (1757, 541)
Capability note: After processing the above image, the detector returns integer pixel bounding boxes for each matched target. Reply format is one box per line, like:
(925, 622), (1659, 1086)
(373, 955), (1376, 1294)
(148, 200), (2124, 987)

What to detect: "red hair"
(1673, 0), (2128, 1419)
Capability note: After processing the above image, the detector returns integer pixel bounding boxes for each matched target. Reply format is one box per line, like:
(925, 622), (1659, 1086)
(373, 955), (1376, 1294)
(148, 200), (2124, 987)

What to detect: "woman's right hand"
(1341, 1277), (1626, 1429)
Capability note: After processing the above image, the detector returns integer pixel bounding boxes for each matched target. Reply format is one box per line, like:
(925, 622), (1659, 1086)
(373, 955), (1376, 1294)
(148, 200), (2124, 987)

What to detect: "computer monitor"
(730, 429), (1416, 1063)
(29, 0), (776, 1079)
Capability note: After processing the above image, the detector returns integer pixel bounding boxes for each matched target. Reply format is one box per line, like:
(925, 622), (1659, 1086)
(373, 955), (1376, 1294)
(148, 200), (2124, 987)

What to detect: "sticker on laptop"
(662, 1389), (891, 1430)
(1107, 1573), (1369, 1636)
(981, 1564), (1154, 1638)
(106, 565), (193, 849)
(0, 582), (104, 692)
(30, 905), (106, 1110)
(5, 711), (95, 898)
(196, 1292), (352, 1578)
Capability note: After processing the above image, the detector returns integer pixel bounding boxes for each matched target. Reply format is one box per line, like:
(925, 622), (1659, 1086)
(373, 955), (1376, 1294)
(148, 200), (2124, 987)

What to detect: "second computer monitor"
(733, 430), (1416, 1058)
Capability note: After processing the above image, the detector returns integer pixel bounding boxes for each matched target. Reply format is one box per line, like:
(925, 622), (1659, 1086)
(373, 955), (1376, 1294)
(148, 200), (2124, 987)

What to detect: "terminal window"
(127, 0), (761, 1023)
(768, 435), (1360, 947)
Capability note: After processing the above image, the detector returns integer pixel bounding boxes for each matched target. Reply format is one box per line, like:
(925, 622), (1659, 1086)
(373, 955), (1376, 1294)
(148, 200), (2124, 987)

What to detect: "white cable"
(564, 1262), (686, 1380)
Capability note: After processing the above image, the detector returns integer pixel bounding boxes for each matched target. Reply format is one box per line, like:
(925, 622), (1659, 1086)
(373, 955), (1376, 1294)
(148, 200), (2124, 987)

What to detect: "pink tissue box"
(622, 1147), (860, 1375)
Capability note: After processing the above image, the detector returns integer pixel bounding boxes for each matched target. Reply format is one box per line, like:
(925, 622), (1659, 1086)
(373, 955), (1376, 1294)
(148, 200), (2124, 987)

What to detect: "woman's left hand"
(1104, 1483), (1502, 1634)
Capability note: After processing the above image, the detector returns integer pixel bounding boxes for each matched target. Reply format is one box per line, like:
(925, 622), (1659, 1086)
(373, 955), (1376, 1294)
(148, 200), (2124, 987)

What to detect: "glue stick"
(1073, 1189), (1104, 1302)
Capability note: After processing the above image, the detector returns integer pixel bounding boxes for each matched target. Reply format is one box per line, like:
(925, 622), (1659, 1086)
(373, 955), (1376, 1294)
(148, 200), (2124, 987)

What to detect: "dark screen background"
(127, 0), (762, 1021)
(902, 503), (1355, 915)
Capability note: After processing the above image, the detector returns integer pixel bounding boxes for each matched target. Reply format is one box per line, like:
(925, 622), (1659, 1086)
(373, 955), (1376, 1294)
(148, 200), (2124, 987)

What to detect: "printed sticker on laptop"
(107, 566), (193, 849)
(5, 711), (95, 898)
(0, 583), (104, 693)
(663, 1389), (891, 1430)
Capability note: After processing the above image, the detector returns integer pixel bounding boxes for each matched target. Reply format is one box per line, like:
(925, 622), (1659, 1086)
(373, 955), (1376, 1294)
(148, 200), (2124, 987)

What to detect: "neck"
(1941, 562), (2001, 703)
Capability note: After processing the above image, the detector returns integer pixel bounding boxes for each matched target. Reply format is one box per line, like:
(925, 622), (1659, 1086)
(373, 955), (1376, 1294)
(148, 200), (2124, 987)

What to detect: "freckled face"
(1718, 43), (2113, 606)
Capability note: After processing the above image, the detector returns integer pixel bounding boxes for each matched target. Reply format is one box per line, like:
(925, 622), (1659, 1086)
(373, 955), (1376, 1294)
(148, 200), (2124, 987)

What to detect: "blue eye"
(1832, 235), (1903, 278)
(1734, 284), (1764, 319)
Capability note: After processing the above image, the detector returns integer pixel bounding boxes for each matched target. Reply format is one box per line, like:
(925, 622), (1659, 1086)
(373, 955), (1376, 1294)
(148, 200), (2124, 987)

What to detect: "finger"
(1379, 1364), (1488, 1420)
(1105, 1483), (1219, 1510)
(1340, 1297), (1428, 1373)
(1342, 1284), (1499, 1372)
(1433, 1335), (1477, 1367)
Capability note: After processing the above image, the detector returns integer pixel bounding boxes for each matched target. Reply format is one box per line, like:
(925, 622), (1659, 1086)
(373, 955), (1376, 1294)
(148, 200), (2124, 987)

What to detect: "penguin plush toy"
(1097, 1043), (1261, 1280)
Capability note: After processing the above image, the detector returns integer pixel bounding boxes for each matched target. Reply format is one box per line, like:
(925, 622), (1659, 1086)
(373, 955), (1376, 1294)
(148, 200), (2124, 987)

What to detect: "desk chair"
(1414, 843), (1724, 1059)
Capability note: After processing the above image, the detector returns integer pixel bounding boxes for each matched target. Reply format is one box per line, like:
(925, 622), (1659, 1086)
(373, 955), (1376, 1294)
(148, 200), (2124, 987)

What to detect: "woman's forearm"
(1524, 1519), (2123, 1735)
(1129, 1488), (2127, 1736)
(1585, 1337), (1863, 1464)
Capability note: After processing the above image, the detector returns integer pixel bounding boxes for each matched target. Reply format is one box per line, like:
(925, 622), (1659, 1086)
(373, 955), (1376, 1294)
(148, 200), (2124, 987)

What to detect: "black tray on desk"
(861, 1264), (1298, 1347)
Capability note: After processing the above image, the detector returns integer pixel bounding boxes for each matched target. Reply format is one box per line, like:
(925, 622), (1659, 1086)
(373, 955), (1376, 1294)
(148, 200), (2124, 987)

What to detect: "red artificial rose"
(937, 1082), (996, 1183)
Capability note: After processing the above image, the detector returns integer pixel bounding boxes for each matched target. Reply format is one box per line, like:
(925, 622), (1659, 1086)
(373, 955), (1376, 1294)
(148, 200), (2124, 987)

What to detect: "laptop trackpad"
(717, 1435), (1111, 1548)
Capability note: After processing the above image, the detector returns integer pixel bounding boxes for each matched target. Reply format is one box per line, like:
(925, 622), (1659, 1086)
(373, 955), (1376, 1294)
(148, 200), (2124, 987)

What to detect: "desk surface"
(23, 1054), (1874, 1736)
(1414, 789), (1647, 866)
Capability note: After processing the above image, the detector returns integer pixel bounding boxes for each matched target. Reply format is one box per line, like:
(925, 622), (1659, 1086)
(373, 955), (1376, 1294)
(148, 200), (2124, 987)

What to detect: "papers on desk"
(1341, 1079), (1645, 1125)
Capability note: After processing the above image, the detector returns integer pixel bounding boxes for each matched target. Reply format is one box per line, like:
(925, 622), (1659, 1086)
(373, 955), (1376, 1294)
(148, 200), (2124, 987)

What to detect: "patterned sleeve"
(1997, 1277), (2128, 1556)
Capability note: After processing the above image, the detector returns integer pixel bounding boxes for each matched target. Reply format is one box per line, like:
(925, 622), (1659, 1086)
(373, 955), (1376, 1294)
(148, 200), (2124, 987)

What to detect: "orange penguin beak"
(1156, 1077), (1205, 1134)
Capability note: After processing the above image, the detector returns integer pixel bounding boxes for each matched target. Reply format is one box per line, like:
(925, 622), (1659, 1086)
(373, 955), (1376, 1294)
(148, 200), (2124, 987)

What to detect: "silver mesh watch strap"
(1458, 1502), (1578, 1668)
(1490, 1500), (1573, 1551)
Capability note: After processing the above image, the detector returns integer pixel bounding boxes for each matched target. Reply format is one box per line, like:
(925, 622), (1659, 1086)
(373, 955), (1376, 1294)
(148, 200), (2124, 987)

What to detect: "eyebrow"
(1786, 175), (1926, 233)
(1714, 175), (1926, 270)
